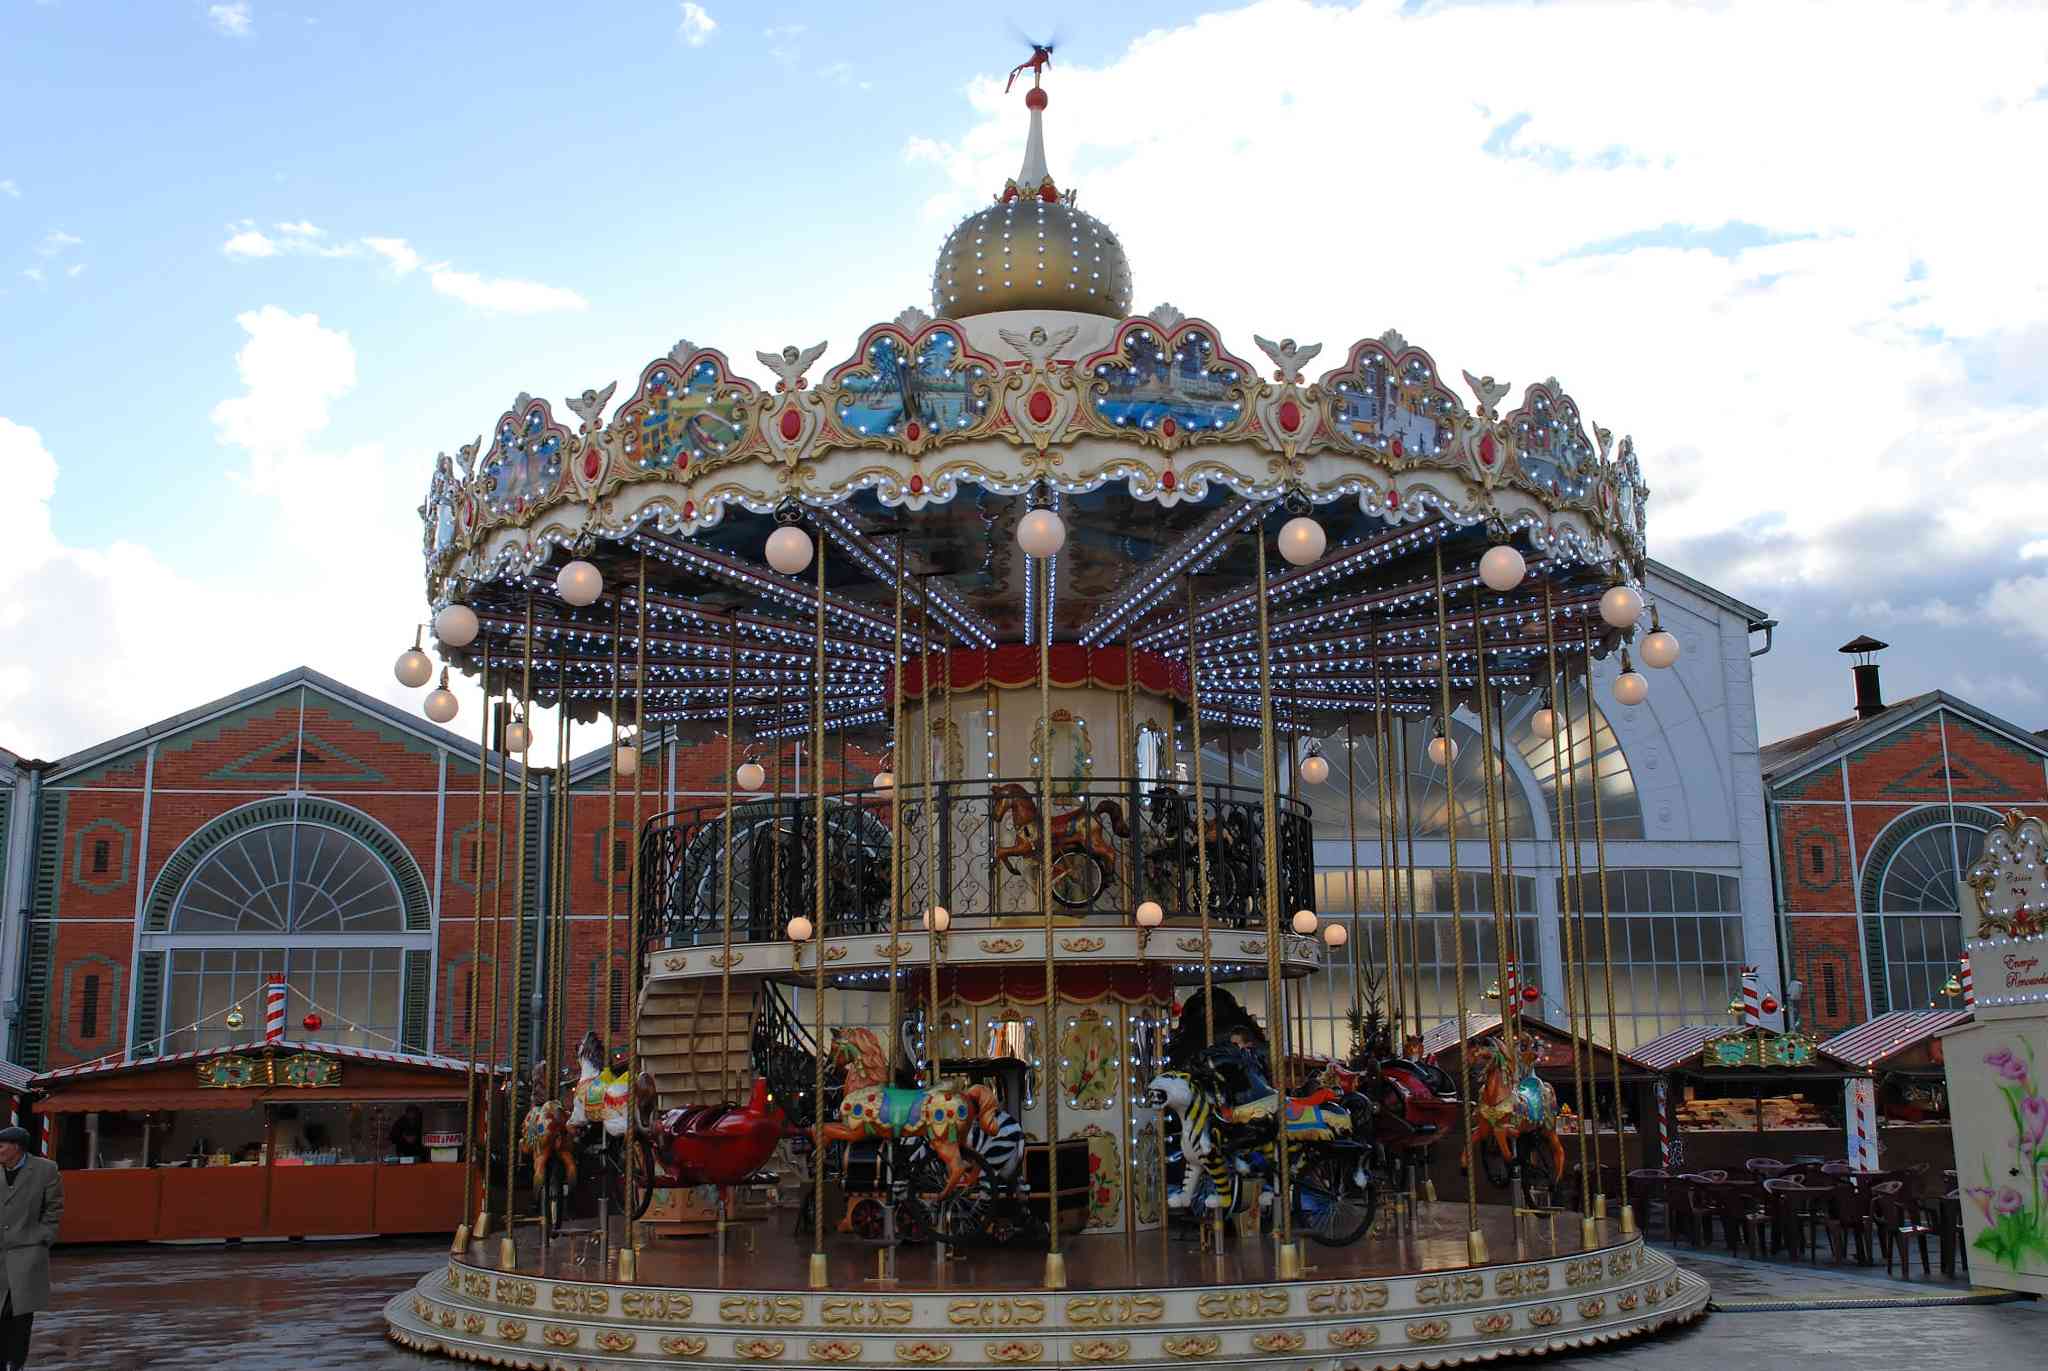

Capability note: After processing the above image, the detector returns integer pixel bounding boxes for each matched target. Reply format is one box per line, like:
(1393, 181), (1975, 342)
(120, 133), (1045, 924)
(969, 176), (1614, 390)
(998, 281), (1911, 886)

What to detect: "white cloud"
(762, 23), (804, 39)
(36, 230), (80, 257)
(0, 307), (426, 754)
(20, 267), (41, 284)
(65, 263), (83, 278)
(275, 220), (321, 237)
(222, 228), (278, 258)
(208, 2), (252, 37)
(426, 267), (588, 315)
(363, 236), (422, 274)
(678, 2), (716, 47)
(0, 179), (18, 199)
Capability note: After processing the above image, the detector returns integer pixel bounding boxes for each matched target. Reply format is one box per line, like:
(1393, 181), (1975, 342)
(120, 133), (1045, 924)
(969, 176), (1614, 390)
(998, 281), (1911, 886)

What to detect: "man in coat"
(0, 1126), (60, 1370)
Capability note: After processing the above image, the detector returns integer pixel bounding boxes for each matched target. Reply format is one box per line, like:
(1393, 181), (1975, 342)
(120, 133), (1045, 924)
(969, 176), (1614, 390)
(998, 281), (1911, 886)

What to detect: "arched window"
(141, 799), (431, 1056)
(1860, 804), (1997, 1014)
(1288, 717), (1536, 840)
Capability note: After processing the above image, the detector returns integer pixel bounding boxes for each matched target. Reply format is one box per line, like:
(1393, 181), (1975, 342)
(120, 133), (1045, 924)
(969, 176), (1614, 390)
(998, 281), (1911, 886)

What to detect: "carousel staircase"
(636, 977), (761, 1110)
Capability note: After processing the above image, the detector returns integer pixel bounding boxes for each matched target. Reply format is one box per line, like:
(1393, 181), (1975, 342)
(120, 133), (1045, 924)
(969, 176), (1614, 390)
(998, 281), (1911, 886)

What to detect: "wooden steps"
(637, 977), (759, 1110)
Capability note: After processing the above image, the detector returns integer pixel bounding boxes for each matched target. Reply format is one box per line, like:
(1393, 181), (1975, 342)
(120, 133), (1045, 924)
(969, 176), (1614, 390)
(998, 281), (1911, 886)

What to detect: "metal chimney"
(1839, 636), (1888, 719)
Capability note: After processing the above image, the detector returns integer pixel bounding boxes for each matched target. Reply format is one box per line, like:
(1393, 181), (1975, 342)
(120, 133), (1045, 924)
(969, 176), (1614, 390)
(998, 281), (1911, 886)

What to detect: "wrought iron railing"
(638, 777), (1313, 951)
(752, 981), (822, 1127)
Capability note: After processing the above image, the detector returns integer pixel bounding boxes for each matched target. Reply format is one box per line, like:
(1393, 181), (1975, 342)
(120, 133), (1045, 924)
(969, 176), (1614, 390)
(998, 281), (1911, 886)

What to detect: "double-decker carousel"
(385, 59), (1706, 1371)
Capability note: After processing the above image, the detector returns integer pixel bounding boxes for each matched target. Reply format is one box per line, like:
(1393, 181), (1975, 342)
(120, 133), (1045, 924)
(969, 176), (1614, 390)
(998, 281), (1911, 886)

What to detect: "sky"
(3, 0), (2047, 764)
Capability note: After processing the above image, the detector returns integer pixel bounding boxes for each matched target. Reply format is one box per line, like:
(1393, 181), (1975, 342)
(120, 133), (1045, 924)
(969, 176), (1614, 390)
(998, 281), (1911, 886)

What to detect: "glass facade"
(1568, 870), (1747, 1050)
(163, 946), (405, 1054)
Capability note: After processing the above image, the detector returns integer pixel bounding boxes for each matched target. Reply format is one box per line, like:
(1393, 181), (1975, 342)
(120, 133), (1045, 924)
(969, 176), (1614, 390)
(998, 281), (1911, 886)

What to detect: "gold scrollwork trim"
(1059, 936), (1106, 953)
(496, 1318), (527, 1342)
(1405, 1320), (1451, 1344)
(1174, 937), (1208, 954)
(710, 951), (745, 969)
(808, 1339), (863, 1362)
(1194, 1289), (1289, 1321)
(875, 941), (913, 960)
(1578, 1297), (1606, 1319)
(1472, 1312), (1514, 1335)
(661, 1334), (709, 1355)
(541, 1325), (578, 1348)
(461, 1313), (485, 1335)
(1250, 1331), (1305, 1353)
(978, 938), (1026, 955)
(595, 1330), (638, 1352)
(1071, 1338), (1130, 1363)
(1528, 1305), (1563, 1328)
(1163, 1334), (1222, 1359)
(1329, 1325), (1380, 1349)
(824, 945), (849, 962)
(1617, 1293), (1639, 1312)
(736, 1337), (788, 1360)
(1065, 1295), (1163, 1327)
(1242, 938), (1267, 955)
(984, 1341), (1044, 1364)
(663, 955), (688, 972)
(896, 1341), (954, 1364)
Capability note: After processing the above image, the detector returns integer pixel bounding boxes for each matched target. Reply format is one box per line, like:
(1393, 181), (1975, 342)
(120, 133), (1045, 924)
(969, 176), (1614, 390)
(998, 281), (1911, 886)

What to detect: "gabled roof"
(1645, 559), (1771, 626)
(32, 1038), (497, 1086)
(1631, 1024), (1729, 1072)
(44, 666), (521, 784)
(0, 1060), (36, 1095)
(1760, 689), (2048, 789)
(1818, 1009), (1972, 1071)
(1418, 1011), (1652, 1070)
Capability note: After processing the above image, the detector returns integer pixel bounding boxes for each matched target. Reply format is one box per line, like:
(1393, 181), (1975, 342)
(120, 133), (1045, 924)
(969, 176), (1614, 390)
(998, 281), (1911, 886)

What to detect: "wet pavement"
(24, 1238), (2048, 1369)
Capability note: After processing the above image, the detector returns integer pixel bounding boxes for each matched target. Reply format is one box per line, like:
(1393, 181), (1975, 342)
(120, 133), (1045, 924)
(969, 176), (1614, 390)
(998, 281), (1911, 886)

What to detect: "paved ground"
(20, 1238), (2048, 1369)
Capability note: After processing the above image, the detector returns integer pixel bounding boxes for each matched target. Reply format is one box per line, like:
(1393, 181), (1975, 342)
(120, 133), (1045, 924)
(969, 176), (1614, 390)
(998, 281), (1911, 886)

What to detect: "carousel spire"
(1003, 46), (1059, 203)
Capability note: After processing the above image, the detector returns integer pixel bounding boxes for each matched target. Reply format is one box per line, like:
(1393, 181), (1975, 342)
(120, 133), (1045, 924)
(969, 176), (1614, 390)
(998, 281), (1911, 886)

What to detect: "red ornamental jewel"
(905, 421), (922, 442)
(1479, 433), (1497, 467)
(1521, 985), (1542, 1003)
(1390, 436), (1404, 459)
(1387, 489), (1400, 510)
(1161, 416), (1178, 439)
(1160, 467), (1177, 491)
(1277, 399), (1302, 435)
(581, 450), (600, 481)
(1026, 389), (1054, 425)
(683, 500), (696, 520)
(909, 473), (925, 496)
(778, 408), (802, 441)
(302, 1013), (322, 1032)
(1761, 996), (1779, 1016)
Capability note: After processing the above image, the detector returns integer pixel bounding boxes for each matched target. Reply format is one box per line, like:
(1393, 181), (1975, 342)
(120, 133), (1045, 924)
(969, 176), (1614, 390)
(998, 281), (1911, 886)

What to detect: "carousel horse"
(520, 1059), (576, 1191)
(1149, 1045), (1353, 1216)
(1470, 1035), (1565, 1187)
(569, 1032), (634, 1137)
(815, 1027), (981, 1197)
(990, 783), (1128, 899)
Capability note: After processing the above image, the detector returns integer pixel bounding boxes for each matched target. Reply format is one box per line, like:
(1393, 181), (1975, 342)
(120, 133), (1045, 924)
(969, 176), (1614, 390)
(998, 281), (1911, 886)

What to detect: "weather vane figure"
(1006, 41), (1054, 93)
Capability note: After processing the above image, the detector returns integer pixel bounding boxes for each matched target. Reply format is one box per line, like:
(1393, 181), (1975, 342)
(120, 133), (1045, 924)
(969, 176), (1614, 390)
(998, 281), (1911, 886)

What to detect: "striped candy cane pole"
(264, 981), (288, 1044)
(1655, 1079), (1670, 1167)
(1845, 1078), (1878, 1170)
(1960, 954), (1974, 1010)
(1740, 966), (1762, 1028)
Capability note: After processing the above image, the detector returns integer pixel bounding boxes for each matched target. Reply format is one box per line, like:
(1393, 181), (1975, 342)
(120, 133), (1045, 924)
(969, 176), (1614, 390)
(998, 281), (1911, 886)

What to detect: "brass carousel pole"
(1400, 710), (1423, 1048)
(543, 656), (569, 1251)
(1471, 587), (1516, 1218)
(601, 602), (621, 1272)
(1564, 646), (1601, 1224)
(1583, 616), (1634, 1234)
(1252, 525), (1300, 1278)
(477, 648), (509, 1243)
(620, 558), (648, 1280)
(1183, 573), (1222, 1254)
(923, 586), (942, 1089)
(1039, 530), (1065, 1291)
(1346, 708), (1365, 1029)
(1544, 587), (1595, 1246)
(719, 612), (740, 1106)
(1492, 656), (1521, 1044)
(499, 595), (534, 1271)
(886, 550), (905, 1089)
(456, 638), (490, 1256)
(807, 534), (831, 1292)
(1434, 542), (1485, 1263)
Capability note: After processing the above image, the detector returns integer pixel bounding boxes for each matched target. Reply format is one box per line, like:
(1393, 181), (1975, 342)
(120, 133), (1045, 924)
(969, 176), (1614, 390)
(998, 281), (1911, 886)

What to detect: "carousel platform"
(385, 1204), (1706, 1369)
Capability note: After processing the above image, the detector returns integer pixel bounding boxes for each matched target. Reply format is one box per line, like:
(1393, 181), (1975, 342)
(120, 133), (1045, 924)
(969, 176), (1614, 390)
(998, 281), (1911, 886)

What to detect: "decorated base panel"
(385, 1205), (1706, 1369)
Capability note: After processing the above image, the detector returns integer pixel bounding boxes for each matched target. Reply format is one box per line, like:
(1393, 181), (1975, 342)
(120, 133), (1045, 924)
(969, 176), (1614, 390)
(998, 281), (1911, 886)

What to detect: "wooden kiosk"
(34, 1039), (496, 1243)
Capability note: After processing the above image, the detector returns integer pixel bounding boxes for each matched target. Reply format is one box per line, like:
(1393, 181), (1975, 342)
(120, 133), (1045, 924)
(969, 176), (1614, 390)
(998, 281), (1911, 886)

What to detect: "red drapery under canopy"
(893, 646), (1187, 706)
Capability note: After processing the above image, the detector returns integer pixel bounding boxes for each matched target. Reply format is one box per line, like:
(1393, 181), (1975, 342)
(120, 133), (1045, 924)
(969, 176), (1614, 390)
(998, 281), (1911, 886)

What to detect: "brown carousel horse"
(816, 1028), (981, 1199)
(1470, 1035), (1565, 1189)
(990, 783), (1127, 905)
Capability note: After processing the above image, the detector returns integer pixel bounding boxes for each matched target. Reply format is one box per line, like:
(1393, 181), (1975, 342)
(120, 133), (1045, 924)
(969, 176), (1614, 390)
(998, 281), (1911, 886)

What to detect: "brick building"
(0, 667), (877, 1074)
(1761, 639), (2048, 1035)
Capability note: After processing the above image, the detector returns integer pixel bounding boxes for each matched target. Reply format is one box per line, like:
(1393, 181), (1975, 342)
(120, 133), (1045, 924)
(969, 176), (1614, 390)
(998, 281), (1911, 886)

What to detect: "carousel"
(384, 51), (1706, 1371)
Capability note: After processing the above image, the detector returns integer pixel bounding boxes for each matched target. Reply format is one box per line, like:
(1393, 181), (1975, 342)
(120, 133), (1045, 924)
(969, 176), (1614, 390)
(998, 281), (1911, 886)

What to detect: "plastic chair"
(1872, 1180), (1934, 1278)
(1746, 1158), (1791, 1178)
(1820, 1181), (1875, 1264)
(1626, 1168), (1670, 1236)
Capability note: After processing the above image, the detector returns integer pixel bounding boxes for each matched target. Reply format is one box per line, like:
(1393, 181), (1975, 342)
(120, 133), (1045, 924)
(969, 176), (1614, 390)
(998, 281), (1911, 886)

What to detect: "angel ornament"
(1251, 333), (1323, 459)
(999, 323), (1080, 454)
(562, 380), (618, 499)
(757, 341), (830, 472)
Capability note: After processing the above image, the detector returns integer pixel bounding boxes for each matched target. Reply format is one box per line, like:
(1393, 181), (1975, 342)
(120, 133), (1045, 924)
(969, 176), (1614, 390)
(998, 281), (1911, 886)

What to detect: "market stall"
(33, 1039), (496, 1244)
(1632, 1022), (1847, 1173)
(1818, 1009), (1965, 1175)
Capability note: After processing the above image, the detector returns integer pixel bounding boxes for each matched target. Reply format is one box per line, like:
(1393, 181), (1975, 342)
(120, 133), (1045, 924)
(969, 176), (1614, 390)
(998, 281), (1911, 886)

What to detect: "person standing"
(0, 1126), (62, 1371)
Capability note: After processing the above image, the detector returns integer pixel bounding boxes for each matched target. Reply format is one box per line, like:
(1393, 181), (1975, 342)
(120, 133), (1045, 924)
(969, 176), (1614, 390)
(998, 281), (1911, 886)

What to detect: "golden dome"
(929, 81), (1132, 319)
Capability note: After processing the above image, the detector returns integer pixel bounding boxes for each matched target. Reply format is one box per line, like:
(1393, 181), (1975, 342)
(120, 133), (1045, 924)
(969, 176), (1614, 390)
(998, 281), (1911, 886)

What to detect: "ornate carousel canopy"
(412, 75), (1652, 738)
